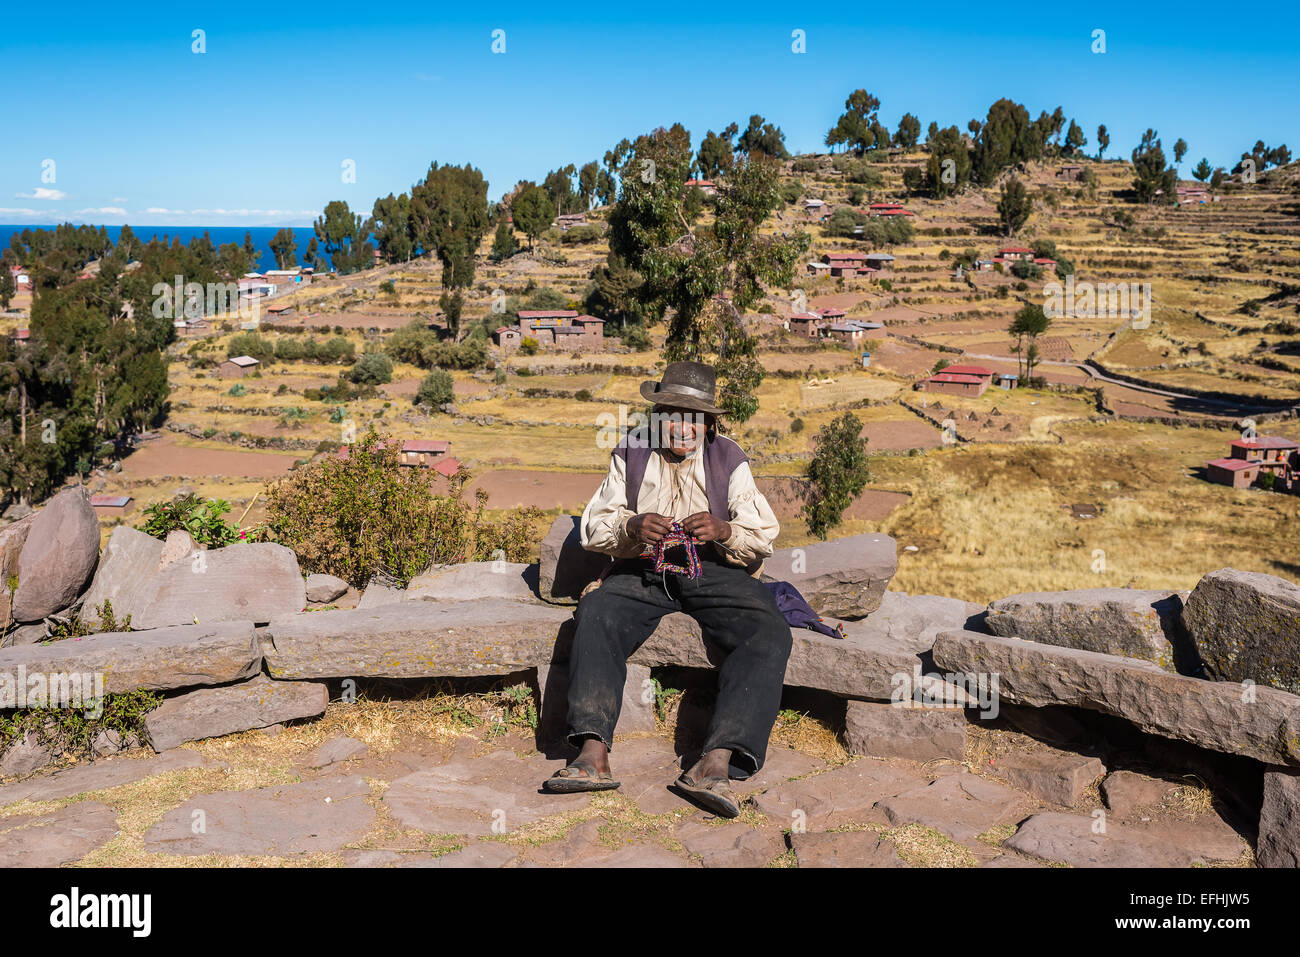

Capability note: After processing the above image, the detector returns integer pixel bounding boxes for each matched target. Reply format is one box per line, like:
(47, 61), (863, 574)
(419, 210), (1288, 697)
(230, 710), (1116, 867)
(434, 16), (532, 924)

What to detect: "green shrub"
(227, 383), (247, 397)
(137, 494), (240, 547)
(416, 369), (455, 407)
(265, 430), (544, 587)
(349, 352), (394, 385)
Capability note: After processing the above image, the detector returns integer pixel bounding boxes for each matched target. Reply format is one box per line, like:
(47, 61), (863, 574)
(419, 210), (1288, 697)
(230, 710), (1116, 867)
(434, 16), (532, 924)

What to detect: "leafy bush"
(416, 369), (455, 407)
(349, 352), (394, 385)
(560, 224), (603, 244)
(265, 430), (544, 587)
(227, 383), (247, 396)
(227, 332), (275, 362)
(1011, 260), (1043, 280)
(137, 494), (240, 547)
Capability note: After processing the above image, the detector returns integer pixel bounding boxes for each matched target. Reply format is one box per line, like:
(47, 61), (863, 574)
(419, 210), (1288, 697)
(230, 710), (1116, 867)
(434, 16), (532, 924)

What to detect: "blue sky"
(2, 1), (1295, 227)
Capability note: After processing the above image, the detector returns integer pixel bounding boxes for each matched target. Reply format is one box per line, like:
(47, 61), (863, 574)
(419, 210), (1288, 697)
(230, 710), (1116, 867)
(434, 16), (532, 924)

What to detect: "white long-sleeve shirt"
(579, 439), (780, 572)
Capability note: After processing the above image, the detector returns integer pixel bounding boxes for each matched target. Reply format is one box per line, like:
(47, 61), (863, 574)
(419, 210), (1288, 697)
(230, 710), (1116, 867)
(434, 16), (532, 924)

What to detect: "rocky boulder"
(131, 542), (307, 629)
(985, 588), (1190, 673)
(11, 486), (100, 623)
(77, 526), (164, 628)
(538, 514), (611, 605)
(932, 629), (1300, 767)
(305, 573), (349, 604)
(406, 561), (539, 604)
(1182, 568), (1300, 694)
(0, 514), (34, 624)
(760, 533), (897, 619)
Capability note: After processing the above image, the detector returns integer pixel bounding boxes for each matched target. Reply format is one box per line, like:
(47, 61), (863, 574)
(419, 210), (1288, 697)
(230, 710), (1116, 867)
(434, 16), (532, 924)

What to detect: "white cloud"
(15, 188), (67, 200)
(74, 207), (127, 215)
(110, 197), (128, 203)
(0, 208), (40, 217)
(144, 207), (182, 214)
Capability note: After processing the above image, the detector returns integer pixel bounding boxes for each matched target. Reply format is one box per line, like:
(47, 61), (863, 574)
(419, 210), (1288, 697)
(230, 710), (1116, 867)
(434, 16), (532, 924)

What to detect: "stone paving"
(0, 723), (1255, 868)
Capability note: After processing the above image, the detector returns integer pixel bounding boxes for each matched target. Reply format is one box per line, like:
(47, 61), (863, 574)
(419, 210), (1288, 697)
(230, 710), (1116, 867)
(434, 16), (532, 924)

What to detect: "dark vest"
(612, 428), (749, 522)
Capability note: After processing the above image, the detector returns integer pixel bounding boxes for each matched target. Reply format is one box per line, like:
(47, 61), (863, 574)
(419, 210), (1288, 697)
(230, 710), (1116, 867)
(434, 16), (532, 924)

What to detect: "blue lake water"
(0, 225), (337, 273)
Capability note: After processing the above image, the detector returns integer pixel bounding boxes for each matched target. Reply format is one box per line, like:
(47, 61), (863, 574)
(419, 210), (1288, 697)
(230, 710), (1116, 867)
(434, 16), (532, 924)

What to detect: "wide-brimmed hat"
(639, 361), (726, 416)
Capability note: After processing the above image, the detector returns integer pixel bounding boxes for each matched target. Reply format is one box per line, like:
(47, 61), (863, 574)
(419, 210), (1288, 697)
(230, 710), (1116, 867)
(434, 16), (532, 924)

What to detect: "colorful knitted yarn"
(651, 522), (702, 579)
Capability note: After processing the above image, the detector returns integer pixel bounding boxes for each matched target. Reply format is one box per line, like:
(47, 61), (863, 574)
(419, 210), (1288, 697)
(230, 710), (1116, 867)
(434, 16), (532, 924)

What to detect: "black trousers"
(564, 551), (793, 779)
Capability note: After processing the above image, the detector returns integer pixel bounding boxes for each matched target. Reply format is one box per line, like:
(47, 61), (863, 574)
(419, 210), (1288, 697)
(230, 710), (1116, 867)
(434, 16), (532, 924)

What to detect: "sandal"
(543, 760), (621, 793)
(674, 772), (742, 818)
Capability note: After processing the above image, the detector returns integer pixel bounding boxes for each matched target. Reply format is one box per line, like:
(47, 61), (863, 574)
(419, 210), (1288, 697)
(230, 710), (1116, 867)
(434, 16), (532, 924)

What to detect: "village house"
(90, 494), (134, 516)
(1206, 458), (1262, 489)
(802, 198), (831, 223)
(9, 328), (30, 346)
(219, 355), (260, 378)
(1057, 165), (1084, 182)
(685, 179), (719, 197)
(1177, 184), (1210, 206)
(996, 373), (1019, 390)
(555, 213), (588, 231)
(864, 253), (895, 273)
(823, 320), (885, 345)
(398, 439), (450, 468)
(493, 326), (522, 351)
(516, 310), (604, 351)
(821, 253), (870, 278)
(1207, 435), (1299, 491)
(789, 312), (823, 337)
(866, 202), (914, 218)
(337, 440), (458, 473)
(7, 265), (30, 292)
(920, 371), (990, 397)
(818, 307), (847, 322)
(997, 247), (1034, 263)
(264, 268), (312, 288)
(806, 261), (831, 277)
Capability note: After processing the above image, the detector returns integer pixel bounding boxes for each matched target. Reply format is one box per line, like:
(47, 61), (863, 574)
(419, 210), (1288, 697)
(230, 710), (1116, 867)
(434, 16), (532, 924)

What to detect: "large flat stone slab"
(751, 759), (926, 830)
(1257, 767), (1300, 868)
(1004, 812), (1194, 867)
(988, 749), (1106, 807)
(986, 588), (1187, 672)
(145, 675), (328, 751)
(383, 750), (591, 836)
(406, 562), (541, 604)
(674, 820), (788, 867)
(78, 525), (165, 629)
(264, 600), (574, 679)
(759, 533), (898, 619)
(539, 514), (612, 605)
(131, 542), (307, 629)
(1182, 568), (1300, 694)
(790, 830), (901, 867)
(0, 620), (260, 695)
(143, 775), (374, 856)
(0, 801), (120, 867)
(1099, 770), (1180, 817)
(931, 629), (1300, 766)
(844, 700), (968, 761)
(876, 771), (1024, 842)
(0, 514), (35, 624)
(0, 749), (222, 806)
(632, 591), (982, 702)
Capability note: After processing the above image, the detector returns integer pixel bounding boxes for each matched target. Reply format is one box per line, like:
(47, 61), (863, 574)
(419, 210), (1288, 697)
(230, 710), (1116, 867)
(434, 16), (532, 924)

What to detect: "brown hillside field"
(85, 152), (1300, 602)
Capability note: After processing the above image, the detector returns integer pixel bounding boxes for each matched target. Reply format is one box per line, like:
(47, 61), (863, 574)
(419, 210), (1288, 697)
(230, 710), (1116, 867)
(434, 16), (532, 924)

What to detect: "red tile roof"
(433, 456), (462, 477)
(1208, 458), (1258, 471)
(518, 310), (579, 320)
(929, 373), (984, 384)
(1232, 436), (1299, 450)
(402, 439), (450, 454)
(999, 246), (1033, 254)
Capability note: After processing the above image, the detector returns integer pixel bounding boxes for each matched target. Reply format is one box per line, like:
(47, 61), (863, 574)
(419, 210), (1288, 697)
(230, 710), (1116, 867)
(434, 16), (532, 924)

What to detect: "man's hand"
(682, 512), (731, 543)
(627, 512), (673, 545)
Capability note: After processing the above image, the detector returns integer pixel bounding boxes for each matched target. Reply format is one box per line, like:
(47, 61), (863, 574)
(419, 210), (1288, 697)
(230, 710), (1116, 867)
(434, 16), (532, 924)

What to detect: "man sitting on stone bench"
(542, 361), (791, 818)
